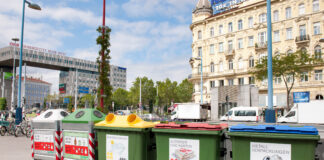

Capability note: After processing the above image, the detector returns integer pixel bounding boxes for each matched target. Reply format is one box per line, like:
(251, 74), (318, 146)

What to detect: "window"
(287, 49), (293, 55)
(286, 7), (291, 19)
(198, 64), (201, 74)
(219, 25), (223, 35)
(299, 25), (306, 36)
(198, 30), (202, 39)
(210, 44), (215, 54)
(210, 81), (215, 88)
(238, 58), (243, 69)
(249, 56), (254, 68)
(219, 80), (224, 86)
(273, 10), (279, 22)
(238, 38), (243, 49)
(219, 42), (224, 52)
(219, 61), (224, 72)
(210, 27), (214, 37)
(228, 40), (233, 51)
(239, 78), (244, 85)
(314, 22), (321, 35)
(313, 0), (319, 12)
(315, 45), (322, 59)
(198, 47), (202, 57)
(259, 13), (266, 23)
(299, 3), (305, 15)
(274, 30), (280, 42)
(228, 22), (233, 32)
(258, 31), (267, 43)
(248, 36), (254, 47)
(238, 20), (243, 30)
(315, 70), (322, 80)
(248, 17), (253, 28)
(228, 79), (234, 86)
(300, 72), (308, 82)
(228, 59), (233, 70)
(316, 94), (323, 100)
(275, 76), (282, 84)
(286, 74), (293, 83)
(286, 28), (293, 40)
(249, 77), (255, 84)
(286, 111), (296, 118)
(210, 62), (215, 72)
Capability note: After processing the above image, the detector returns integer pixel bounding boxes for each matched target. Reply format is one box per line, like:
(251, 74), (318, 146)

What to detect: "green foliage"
(156, 79), (178, 106)
(251, 50), (322, 109)
(0, 98), (7, 110)
(176, 79), (194, 103)
(112, 88), (129, 109)
(80, 94), (95, 108)
(129, 77), (156, 107)
(96, 26), (113, 112)
(64, 96), (73, 112)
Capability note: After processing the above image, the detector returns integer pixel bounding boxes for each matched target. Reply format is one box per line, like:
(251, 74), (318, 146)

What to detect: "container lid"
(154, 122), (227, 131)
(229, 124), (318, 135)
(32, 109), (69, 123)
(95, 114), (157, 128)
(62, 109), (105, 123)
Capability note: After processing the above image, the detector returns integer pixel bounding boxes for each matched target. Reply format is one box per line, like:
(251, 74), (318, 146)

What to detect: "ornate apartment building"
(189, 0), (323, 105)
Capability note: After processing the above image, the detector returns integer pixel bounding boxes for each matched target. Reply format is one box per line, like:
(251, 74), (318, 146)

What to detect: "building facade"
(189, 0), (324, 106)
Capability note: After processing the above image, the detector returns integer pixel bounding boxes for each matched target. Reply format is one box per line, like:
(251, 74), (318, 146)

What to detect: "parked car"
(140, 113), (161, 121)
(220, 106), (262, 122)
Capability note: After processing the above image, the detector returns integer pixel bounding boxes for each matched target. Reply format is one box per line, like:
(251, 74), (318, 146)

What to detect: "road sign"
(293, 92), (310, 103)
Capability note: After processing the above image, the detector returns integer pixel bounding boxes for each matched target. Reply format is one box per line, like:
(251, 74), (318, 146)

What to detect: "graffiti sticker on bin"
(106, 134), (129, 160)
(34, 130), (55, 154)
(169, 138), (199, 160)
(64, 131), (89, 160)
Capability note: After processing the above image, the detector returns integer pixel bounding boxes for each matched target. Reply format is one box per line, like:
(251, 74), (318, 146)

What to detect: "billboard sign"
(78, 86), (90, 94)
(63, 98), (70, 104)
(59, 84), (66, 94)
(9, 42), (66, 56)
(211, 0), (247, 14)
(293, 92), (310, 103)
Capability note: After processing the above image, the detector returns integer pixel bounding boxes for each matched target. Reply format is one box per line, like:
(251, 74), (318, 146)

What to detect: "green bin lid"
(62, 108), (105, 124)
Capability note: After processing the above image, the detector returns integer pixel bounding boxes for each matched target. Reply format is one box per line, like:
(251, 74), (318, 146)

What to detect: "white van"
(220, 107), (262, 122)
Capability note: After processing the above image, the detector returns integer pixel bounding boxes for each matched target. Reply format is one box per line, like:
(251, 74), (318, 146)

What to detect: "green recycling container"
(152, 122), (228, 160)
(228, 124), (320, 160)
(94, 113), (157, 160)
(61, 108), (105, 160)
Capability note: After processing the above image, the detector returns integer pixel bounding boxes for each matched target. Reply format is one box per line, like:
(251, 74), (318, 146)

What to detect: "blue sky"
(0, 0), (197, 93)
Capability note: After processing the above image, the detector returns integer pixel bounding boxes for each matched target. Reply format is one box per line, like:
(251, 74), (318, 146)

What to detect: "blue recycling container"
(228, 124), (320, 160)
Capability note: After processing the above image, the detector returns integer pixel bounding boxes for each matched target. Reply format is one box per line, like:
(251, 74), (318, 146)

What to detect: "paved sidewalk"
(0, 136), (32, 160)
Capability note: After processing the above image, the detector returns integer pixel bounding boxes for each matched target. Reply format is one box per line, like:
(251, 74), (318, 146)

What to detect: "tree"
(157, 79), (178, 107)
(96, 26), (113, 113)
(80, 94), (95, 108)
(251, 50), (321, 110)
(0, 98), (7, 110)
(176, 79), (194, 103)
(129, 77), (156, 108)
(112, 88), (130, 110)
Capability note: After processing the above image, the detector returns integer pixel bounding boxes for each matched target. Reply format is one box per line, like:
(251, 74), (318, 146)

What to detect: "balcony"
(224, 49), (235, 58)
(188, 73), (209, 81)
(255, 42), (267, 51)
(295, 35), (310, 45)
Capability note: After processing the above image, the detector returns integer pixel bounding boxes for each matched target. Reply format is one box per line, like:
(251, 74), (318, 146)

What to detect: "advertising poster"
(64, 131), (89, 160)
(251, 142), (291, 160)
(106, 134), (129, 160)
(169, 138), (199, 160)
(34, 130), (54, 154)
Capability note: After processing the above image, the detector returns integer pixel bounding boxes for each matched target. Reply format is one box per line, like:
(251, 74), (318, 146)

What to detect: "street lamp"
(17, 0), (41, 123)
(195, 57), (203, 104)
(11, 38), (19, 111)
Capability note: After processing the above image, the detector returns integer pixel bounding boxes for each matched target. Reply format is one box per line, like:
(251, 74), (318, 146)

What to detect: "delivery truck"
(277, 101), (324, 123)
(170, 103), (208, 121)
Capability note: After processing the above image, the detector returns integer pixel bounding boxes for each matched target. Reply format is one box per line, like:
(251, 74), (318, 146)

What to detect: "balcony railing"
(224, 49), (235, 57)
(255, 42), (267, 51)
(295, 34), (310, 43)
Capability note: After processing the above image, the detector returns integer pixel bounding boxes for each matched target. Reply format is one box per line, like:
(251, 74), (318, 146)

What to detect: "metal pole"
(139, 78), (142, 108)
(100, 0), (106, 110)
(2, 69), (4, 97)
(18, 0), (27, 109)
(200, 57), (203, 104)
(24, 63), (26, 110)
(74, 69), (78, 111)
(266, 0), (275, 123)
(11, 41), (17, 110)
